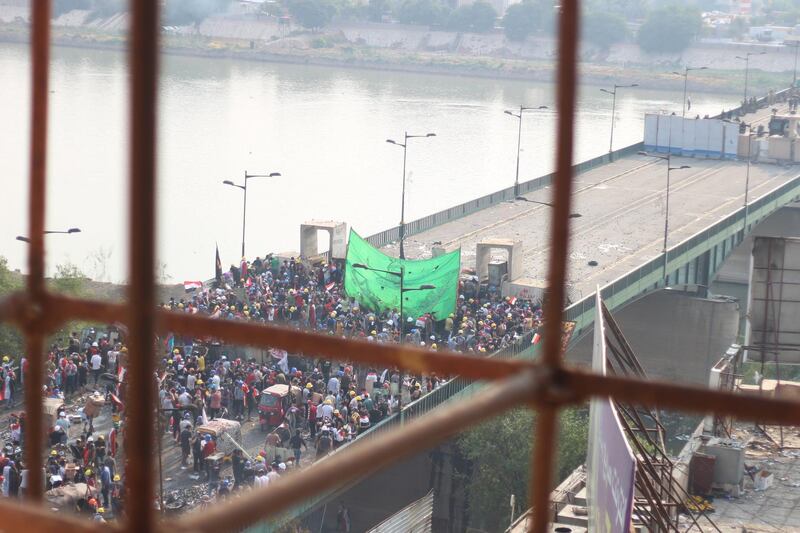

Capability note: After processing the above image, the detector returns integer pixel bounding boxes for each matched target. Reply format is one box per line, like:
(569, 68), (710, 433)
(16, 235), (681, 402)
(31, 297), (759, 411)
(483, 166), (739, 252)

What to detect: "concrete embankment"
(0, 5), (794, 93)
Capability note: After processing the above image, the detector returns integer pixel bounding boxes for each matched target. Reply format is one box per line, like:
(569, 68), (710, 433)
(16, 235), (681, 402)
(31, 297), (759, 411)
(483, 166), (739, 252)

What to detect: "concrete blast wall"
(568, 289), (740, 386)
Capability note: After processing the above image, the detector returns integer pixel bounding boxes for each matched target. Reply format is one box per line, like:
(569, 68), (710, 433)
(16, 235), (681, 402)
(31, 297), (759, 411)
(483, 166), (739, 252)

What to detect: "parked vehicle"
(258, 384), (301, 431)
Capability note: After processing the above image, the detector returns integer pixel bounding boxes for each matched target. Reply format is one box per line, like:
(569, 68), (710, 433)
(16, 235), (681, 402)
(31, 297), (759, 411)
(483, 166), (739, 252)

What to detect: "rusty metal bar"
(125, 0), (159, 531)
(168, 369), (542, 533)
(530, 0), (579, 528)
(565, 367), (800, 426)
(530, 404), (557, 533)
(540, 0), (579, 369)
(0, 499), (115, 533)
(159, 310), (531, 381)
(23, 0), (52, 502)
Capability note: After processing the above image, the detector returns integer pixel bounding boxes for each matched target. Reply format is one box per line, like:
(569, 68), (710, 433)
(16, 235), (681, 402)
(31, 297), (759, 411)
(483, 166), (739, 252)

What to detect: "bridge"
(251, 97), (800, 531)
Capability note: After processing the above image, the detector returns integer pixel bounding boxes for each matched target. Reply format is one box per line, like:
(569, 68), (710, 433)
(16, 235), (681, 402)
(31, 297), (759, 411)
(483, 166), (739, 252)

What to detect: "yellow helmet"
(173, 348), (180, 354)
(50, 450), (57, 456)
(355, 396), (362, 401)
(97, 507), (105, 514)
(85, 469), (93, 476)
(2, 356), (8, 363)
(305, 383), (313, 389)
(113, 474), (121, 482)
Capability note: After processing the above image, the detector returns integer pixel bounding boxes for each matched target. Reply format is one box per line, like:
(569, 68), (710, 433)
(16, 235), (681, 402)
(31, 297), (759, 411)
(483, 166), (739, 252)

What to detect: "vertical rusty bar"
(530, 406), (557, 533)
(541, 0), (579, 367)
(126, 0), (159, 531)
(531, 0), (579, 529)
(24, 0), (52, 502)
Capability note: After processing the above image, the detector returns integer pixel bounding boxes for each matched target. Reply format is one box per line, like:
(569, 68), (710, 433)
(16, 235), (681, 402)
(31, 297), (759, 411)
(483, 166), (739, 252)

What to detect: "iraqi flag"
(184, 281), (203, 293)
(325, 282), (335, 292)
(531, 332), (542, 345)
(508, 296), (517, 305)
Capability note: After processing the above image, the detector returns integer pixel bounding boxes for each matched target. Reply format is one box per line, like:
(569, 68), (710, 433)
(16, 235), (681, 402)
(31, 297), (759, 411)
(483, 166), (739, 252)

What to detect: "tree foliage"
(447, 1), (497, 32)
(396, 0), (450, 26)
(582, 11), (628, 49)
(289, 0), (337, 29)
(458, 407), (588, 531)
(637, 5), (702, 54)
(0, 257), (23, 358)
(502, 0), (549, 42)
(164, 0), (232, 26)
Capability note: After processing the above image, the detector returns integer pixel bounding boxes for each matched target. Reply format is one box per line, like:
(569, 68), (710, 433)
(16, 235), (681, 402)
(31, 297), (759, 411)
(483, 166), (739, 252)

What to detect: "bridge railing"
(363, 142), (644, 248)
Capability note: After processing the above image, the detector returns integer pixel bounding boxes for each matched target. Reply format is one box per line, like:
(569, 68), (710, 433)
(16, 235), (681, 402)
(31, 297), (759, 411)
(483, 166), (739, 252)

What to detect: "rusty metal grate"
(3, 1), (800, 532)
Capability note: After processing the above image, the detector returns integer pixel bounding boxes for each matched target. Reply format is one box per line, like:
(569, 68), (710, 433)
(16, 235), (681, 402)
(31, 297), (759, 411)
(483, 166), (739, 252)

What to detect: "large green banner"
(344, 229), (460, 322)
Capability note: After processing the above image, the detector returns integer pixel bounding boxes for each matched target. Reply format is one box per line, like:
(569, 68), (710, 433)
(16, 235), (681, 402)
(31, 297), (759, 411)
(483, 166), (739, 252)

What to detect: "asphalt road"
(384, 107), (800, 302)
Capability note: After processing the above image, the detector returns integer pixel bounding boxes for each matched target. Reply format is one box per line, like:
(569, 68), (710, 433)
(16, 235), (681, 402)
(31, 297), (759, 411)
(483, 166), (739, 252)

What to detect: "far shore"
(0, 23), (787, 97)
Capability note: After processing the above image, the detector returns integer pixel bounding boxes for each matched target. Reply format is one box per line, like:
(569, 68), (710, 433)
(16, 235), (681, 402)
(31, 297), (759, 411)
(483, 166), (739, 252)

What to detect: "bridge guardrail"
(363, 142), (644, 249)
(253, 91), (792, 531)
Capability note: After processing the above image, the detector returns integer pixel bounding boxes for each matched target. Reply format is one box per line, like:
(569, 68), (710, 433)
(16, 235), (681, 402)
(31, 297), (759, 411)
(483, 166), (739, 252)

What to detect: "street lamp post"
(788, 40), (800, 87)
(639, 151), (691, 280)
(672, 66), (708, 118)
(16, 227), (81, 243)
(514, 196), (582, 218)
(600, 84), (638, 157)
(387, 132), (436, 260)
(222, 170), (281, 259)
(736, 52), (766, 106)
(351, 262), (435, 343)
(742, 127), (756, 235)
(504, 106), (548, 197)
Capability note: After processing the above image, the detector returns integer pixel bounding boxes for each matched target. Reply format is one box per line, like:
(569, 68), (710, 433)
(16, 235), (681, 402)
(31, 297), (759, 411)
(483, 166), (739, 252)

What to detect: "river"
(0, 42), (739, 283)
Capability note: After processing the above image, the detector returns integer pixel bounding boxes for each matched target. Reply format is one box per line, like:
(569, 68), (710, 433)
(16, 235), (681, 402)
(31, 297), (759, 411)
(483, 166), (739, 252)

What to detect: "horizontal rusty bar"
(563, 366), (800, 426)
(0, 499), (115, 532)
(46, 294), (128, 326)
(159, 310), (533, 380)
(167, 368), (542, 533)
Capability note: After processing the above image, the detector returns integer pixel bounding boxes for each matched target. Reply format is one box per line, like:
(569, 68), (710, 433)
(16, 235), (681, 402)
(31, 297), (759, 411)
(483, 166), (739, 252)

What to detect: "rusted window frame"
(2, 1), (800, 532)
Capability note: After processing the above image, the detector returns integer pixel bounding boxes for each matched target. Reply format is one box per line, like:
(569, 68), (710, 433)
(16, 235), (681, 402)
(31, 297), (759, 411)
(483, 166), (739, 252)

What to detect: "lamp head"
(67, 228), (81, 234)
(419, 284), (436, 290)
(15, 236), (29, 243)
(269, 172), (281, 177)
(222, 180), (235, 186)
(426, 133), (436, 137)
(352, 263), (368, 269)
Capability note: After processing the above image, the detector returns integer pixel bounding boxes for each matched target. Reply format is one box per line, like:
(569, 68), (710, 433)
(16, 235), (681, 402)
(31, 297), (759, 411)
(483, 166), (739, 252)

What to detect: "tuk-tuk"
(43, 397), (65, 430)
(196, 418), (242, 459)
(259, 384), (300, 431)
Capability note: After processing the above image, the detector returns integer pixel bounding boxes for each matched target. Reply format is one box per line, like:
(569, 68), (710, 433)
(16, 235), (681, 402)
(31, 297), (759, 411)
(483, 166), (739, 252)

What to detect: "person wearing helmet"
(93, 507), (106, 523)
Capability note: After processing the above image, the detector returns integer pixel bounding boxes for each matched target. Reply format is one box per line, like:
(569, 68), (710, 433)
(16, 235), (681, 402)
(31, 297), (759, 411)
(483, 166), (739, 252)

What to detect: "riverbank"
(0, 20), (791, 96)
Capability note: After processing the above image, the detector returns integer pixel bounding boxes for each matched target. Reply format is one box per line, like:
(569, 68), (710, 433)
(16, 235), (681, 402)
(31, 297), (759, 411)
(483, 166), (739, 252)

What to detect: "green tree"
(582, 11), (628, 49)
(458, 407), (588, 531)
(48, 263), (90, 346)
(727, 16), (749, 39)
(289, 0), (336, 29)
(164, 0), (233, 26)
(447, 1), (497, 32)
(637, 5), (702, 54)
(0, 257), (23, 358)
(396, 0), (450, 26)
(502, 0), (547, 41)
(366, 0), (390, 22)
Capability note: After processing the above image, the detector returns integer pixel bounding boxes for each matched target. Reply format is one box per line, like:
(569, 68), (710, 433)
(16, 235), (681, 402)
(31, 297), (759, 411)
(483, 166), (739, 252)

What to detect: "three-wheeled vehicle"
(196, 418), (243, 459)
(259, 384), (301, 431)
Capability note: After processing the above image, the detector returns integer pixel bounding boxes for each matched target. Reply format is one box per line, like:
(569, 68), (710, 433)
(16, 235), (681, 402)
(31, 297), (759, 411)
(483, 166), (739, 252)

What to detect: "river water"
(0, 42), (739, 283)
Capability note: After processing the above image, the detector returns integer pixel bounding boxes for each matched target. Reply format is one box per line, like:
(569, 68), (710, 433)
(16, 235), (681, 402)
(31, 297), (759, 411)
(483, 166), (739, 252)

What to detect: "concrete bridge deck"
(384, 149), (799, 302)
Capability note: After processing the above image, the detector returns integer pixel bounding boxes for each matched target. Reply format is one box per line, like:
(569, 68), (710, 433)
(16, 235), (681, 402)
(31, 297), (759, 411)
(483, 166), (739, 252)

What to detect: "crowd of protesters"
(0, 252), (543, 523)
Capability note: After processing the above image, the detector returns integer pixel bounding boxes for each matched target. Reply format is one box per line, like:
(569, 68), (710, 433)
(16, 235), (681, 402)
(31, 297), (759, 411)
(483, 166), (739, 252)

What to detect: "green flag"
(344, 229), (460, 322)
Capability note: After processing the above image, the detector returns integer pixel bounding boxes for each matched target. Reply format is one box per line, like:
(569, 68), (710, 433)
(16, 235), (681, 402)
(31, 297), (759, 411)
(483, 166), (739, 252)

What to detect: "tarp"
(344, 229), (460, 322)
